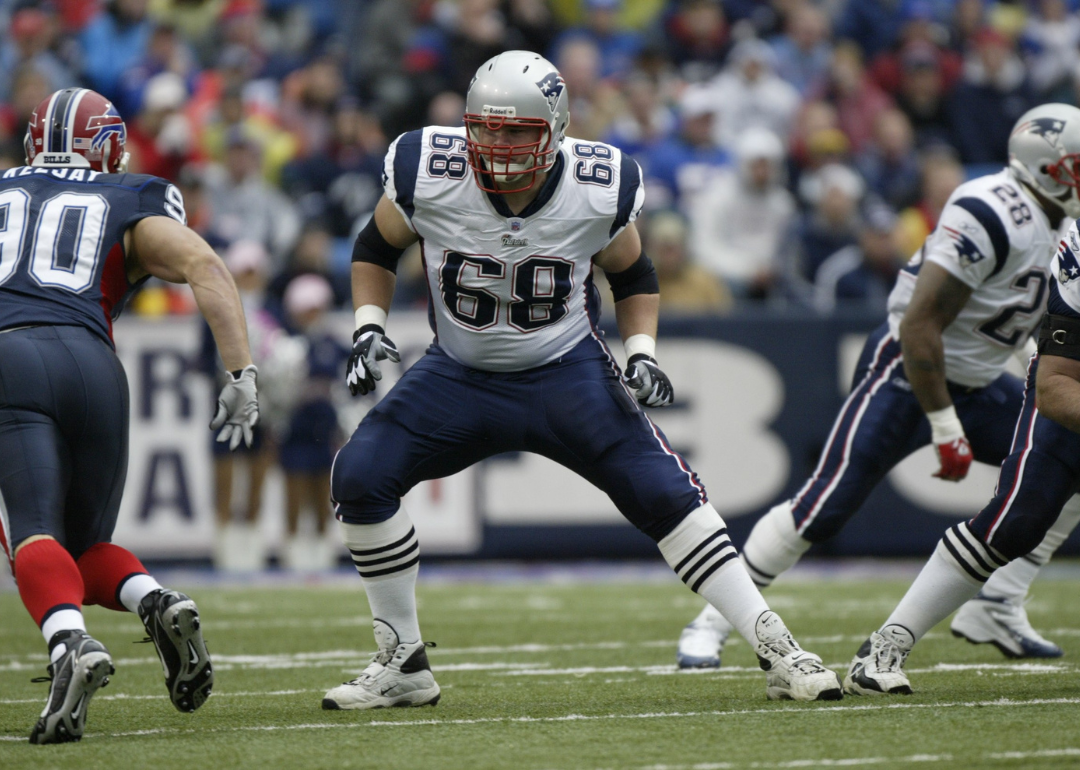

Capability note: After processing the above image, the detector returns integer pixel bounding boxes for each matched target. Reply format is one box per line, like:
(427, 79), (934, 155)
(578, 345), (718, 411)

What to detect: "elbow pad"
(352, 217), (406, 273)
(1037, 312), (1080, 361)
(605, 252), (659, 302)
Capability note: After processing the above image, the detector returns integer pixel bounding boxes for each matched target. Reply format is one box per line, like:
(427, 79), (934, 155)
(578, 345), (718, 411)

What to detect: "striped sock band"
(339, 509), (421, 643)
(348, 526), (420, 578)
(659, 504), (739, 593)
(939, 522), (1009, 583)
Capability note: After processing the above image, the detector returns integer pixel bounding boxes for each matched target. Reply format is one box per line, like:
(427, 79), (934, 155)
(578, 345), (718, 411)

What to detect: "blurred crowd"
(3, 0), (1073, 565)
(0, 0), (1074, 316)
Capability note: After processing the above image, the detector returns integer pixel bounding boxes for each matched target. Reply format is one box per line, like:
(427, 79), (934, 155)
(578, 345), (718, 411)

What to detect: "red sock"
(14, 539), (85, 627)
(77, 543), (149, 612)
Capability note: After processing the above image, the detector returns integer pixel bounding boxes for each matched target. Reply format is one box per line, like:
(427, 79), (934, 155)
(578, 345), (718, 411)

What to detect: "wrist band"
(624, 334), (656, 361)
(927, 405), (964, 444)
(354, 304), (388, 331)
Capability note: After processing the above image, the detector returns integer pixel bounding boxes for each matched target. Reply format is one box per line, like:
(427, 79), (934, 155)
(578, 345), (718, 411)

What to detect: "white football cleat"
(754, 611), (843, 701)
(844, 625), (914, 696)
(322, 619), (440, 710)
(677, 604), (731, 669)
(950, 593), (1063, 659)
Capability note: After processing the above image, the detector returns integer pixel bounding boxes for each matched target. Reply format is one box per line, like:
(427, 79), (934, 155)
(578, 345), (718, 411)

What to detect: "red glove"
(933, 436), (972, 481)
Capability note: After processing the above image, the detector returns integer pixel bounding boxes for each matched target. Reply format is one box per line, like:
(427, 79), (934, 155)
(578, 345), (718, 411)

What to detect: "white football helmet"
(1008, 103), (1080, 218)
(464, 51), (569, 193)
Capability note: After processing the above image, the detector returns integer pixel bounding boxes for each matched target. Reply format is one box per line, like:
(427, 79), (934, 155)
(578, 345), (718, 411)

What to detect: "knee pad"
(330, 440), (400, 524)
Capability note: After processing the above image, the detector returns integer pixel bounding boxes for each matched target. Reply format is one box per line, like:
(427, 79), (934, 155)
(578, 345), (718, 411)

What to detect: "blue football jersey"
(0, 166), (186, 345)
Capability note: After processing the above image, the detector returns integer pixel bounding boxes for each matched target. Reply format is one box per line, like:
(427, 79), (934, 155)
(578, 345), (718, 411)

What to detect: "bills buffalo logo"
(1013, 117), (1066, 150)
(73, 105), (126, 153)
(1057, 239), (1080, 285)
(943, 225), (985, 268)
(535, 72), (565, 113)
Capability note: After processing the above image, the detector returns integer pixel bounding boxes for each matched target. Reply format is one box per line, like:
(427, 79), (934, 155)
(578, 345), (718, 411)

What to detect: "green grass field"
(2, 566), (1080, 769)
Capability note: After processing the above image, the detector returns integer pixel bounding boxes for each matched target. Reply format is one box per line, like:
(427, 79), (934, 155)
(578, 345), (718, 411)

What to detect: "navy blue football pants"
(0, 325), (129, 561)
(790, 322), (1024, 541)
(331, 334), (707, 541)
(966, 354), (1080, 560)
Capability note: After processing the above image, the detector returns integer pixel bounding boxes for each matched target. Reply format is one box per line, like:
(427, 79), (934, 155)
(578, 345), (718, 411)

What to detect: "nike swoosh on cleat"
(70, 693), (86, 721)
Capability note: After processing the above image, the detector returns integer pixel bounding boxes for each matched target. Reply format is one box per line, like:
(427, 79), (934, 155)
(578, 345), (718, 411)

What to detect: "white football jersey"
(384, 127), (644, 371)
(1049, 219), (1080, 318)
(887, 169), (1065, 387)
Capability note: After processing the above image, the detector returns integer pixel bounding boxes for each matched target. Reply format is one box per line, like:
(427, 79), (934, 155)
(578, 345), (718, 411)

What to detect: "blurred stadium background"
(2, 0), (1080, 573)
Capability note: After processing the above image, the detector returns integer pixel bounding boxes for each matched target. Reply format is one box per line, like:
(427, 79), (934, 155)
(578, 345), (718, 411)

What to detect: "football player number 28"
(440, 251), (574, 332)
(0, 185), (184, 292)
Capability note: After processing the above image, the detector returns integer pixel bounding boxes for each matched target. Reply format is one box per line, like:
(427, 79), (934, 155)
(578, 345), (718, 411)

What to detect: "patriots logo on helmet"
(1014, 117), (1066, 150)
(943, 226), (985, 267)
(535, 72), (565, 113)
(1057, 239), (1080, 285)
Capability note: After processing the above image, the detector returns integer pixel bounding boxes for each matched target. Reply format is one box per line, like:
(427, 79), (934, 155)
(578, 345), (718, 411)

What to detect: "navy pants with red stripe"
(790, 323), (1024, 542)
(331, 335), (707, 541)
(968, 355), (1080, 559)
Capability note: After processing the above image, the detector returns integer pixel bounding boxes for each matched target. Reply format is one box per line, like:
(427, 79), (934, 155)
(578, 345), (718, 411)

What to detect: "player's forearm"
(187, 256), (253, 372)
(900, 318), (953, 414)
(614, 293), (659, 345)
(1037, 361), (1080, 434)
(351, 262), (397, 316)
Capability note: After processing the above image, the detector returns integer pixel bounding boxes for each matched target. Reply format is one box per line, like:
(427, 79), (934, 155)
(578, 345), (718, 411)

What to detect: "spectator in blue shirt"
(770, 3), (832, 97)
(550, 0), (642, 80)
(79, 0), (153, 101)
(638, 84), (731, 211)
(949, 27), (1035, 164)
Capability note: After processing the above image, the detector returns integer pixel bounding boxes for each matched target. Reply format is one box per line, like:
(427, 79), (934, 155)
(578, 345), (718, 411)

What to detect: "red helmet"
(24, 88), (129, 173)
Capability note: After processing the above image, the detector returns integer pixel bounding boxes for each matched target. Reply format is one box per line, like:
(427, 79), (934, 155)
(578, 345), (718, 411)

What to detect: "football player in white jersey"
(321, 51), (842, 709)
(846, 212), (1080, 696)
(678, 103), (1080, 671)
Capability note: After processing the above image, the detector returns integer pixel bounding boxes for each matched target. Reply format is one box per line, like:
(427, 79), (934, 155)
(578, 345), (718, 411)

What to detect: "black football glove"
(210, 364), (259, 449)
(346, 324), (401, 396)
(623, 353), (674, 408)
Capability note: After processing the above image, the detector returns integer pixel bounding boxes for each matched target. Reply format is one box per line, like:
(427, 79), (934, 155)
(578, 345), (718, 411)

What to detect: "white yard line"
(3, 696), (1079, 742)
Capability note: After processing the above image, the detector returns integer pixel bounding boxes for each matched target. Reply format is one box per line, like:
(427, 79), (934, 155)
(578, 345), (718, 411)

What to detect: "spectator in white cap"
(688, 127), (796, 299)
(637, 83), (732, 211)
(706, 37), (801, 150)
(125, 71), (193, 180)
(789, 162), (866, 286)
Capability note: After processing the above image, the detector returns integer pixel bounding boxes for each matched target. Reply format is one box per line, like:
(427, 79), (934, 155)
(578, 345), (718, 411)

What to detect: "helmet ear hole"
(1040, 165), (1049, 174)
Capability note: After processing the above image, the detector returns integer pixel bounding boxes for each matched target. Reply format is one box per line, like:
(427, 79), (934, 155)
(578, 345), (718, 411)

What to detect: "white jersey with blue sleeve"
(383, 126), (644, 372)
(887, 169), (1065, 387)
(1048, 219), (1080, 319)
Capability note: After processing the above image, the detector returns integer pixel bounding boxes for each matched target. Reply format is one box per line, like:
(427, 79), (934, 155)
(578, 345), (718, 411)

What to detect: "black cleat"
(138, 589), (213, 712)
(29, 631), (114, 745)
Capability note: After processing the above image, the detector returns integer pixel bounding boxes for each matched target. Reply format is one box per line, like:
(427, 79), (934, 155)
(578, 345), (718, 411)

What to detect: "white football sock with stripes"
(740, 501), (812, 588)
(981, 493), (1080, 604)
(339, 508), (421, 645)
(881, 523), (1002, 642)
(659, 504), (770, 645)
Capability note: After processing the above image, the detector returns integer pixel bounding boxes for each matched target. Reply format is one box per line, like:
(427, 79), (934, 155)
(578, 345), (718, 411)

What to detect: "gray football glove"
(346, 324), (401, 396)
(624, 354), (674, 408)
(210, 364), (259, 449)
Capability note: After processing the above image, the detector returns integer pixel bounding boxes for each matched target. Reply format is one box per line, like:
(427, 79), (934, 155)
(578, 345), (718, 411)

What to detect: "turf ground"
(2, 563), (1080, 769)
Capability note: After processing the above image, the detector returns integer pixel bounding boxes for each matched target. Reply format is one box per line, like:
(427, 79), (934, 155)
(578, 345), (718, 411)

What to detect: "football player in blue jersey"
(677, 103), (1080, 670)
(322, 51), (843, 711)
(0, 88), (259, 743)
(845, 186), (1080, 693)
